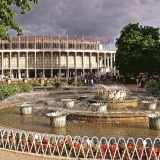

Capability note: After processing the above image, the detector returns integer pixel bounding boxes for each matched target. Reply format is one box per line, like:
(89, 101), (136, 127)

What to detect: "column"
(35, 52), (37, 78)
(110, 53), (113, 74)
(51, 51), (53, 78)
(59, 51), (61, 77)
(90, 52), (92, 73)
(67, 52), (69, 78)
(97, 52), (99, 76)
(104, 52), (106, 68)
(9, 52), (11, 78)
(113, 53), (116, 75)
(18, 52), (20, 79)
(74, 52), (77, 78)
(82, 52), (85, 77)
(43, 52), (45, 77)
(82, 52), (84, 73)
(107, 56), (109, 70)
(26, 52), (28, 78)
(82, 68), (84, 78)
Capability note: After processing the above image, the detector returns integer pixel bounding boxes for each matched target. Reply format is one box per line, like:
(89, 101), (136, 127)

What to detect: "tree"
(115, 23), (160, 78)
(0, 0), (39, 41)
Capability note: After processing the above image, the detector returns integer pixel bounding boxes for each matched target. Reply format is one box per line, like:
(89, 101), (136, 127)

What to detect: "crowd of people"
(136, 72), (160, 89)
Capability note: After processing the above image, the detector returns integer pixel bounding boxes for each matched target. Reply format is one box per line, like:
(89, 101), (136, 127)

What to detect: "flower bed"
(0, 129), (160, 159)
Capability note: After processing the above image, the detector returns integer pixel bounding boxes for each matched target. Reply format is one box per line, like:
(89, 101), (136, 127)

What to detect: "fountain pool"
(0, 84), (159, 139)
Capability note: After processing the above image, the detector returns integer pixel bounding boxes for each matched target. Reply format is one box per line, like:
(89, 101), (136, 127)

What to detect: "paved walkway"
(124, 84), (137, 90)
(0, 148), (77, 160)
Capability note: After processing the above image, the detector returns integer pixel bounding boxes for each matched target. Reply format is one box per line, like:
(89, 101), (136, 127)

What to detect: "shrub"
(0, 83), (33, 101)
(29, 81), (41, 86)
(44, 81), (54, 86)
(72, 81), (85, 86)
(145, 82), (160, 95)
(54, 82), (67, 88)
(18, 82), (32, 92)
(0, 83), (19, 100)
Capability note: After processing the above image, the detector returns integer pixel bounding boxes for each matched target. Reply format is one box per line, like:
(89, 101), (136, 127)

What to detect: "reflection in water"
(1, 107), (160, 139)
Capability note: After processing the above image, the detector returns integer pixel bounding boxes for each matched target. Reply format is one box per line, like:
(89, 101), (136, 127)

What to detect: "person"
(136, 77), (139, 84)
(141, 78), (145, 89)
(137, 81), (141, 89)
(54, 75), (57, 82)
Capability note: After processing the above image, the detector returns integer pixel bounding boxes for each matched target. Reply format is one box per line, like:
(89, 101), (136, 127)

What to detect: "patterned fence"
(1, 129), (160, 159)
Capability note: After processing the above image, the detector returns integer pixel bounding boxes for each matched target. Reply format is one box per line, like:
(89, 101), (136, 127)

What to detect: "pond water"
(0, 85), (160, 139)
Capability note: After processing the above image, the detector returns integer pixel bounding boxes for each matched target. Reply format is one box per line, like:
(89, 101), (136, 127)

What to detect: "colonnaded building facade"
(0, 36), (117, 79)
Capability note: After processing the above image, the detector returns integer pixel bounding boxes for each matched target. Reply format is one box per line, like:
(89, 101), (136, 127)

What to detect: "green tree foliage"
(115, 23), (160, 78)
(0, 0), (39, 41)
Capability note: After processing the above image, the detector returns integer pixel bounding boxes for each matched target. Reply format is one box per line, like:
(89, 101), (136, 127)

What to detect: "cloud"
(9, 0), (160, 46)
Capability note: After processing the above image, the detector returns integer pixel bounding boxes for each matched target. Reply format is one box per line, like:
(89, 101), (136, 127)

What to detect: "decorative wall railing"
(0, 129), (160, 159)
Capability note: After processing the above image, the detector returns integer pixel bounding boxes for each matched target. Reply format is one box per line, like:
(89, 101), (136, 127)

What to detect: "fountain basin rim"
(46, 111), (68, 117)
(90, 103), (108, 106)
(87, 99), (138, 103)
(79, 96), (88, 98)
(61, 99), (74, 102)
(46, 114), (67, 117)
(70, 112), (147, 118)
(141, 101), (157, 104)
(18, 104), (32, 108)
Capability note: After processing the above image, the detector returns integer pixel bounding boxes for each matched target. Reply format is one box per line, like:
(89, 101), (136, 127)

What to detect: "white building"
(0, 36), (118, 79)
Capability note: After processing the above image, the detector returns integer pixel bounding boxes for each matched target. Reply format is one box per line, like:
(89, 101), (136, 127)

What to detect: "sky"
(9, 0), (160, 50)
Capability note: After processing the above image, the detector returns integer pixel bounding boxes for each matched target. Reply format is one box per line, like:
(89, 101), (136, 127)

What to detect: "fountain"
(46, 111), (67, 127)
(78, 95), (88, 101)
(90, 102), (108, 112)
(61, 99), (74, 108)
(148, 113), (160, 130)
(142, 101), (157, 110)
(45, 99), (55, 106)
(140, 96), (158, 110)
(0, 84), (159, 139)
(18, 103), (32, 115)
(87, 85), (138, 109)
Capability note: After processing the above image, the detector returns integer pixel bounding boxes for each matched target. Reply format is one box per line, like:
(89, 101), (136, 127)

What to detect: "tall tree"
(0, 0), (39, 41)
(115, 23), (160, 78)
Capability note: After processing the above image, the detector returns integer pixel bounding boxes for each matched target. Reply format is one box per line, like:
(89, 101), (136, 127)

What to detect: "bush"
(0, 83), (33, 101)
(145, 82), (160, 95)
(29, 81), (41, 86)
(54, 81), (67, 88)
(72, 81), (85, 86)
(0, 84), (19, 99)
(44, 81), (54, 86)
(18, 82), (33, 92)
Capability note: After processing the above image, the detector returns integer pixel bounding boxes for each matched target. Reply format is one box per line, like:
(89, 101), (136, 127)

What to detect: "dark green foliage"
(0, 0), (39, 41)
(54, 82), (67, 88)
(72, 81), (85, 86)
(29, 81), (41, 86)
(145, 82), (160, 95)
(44, 81), (54, 86)
(115, 23), (160, 78)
